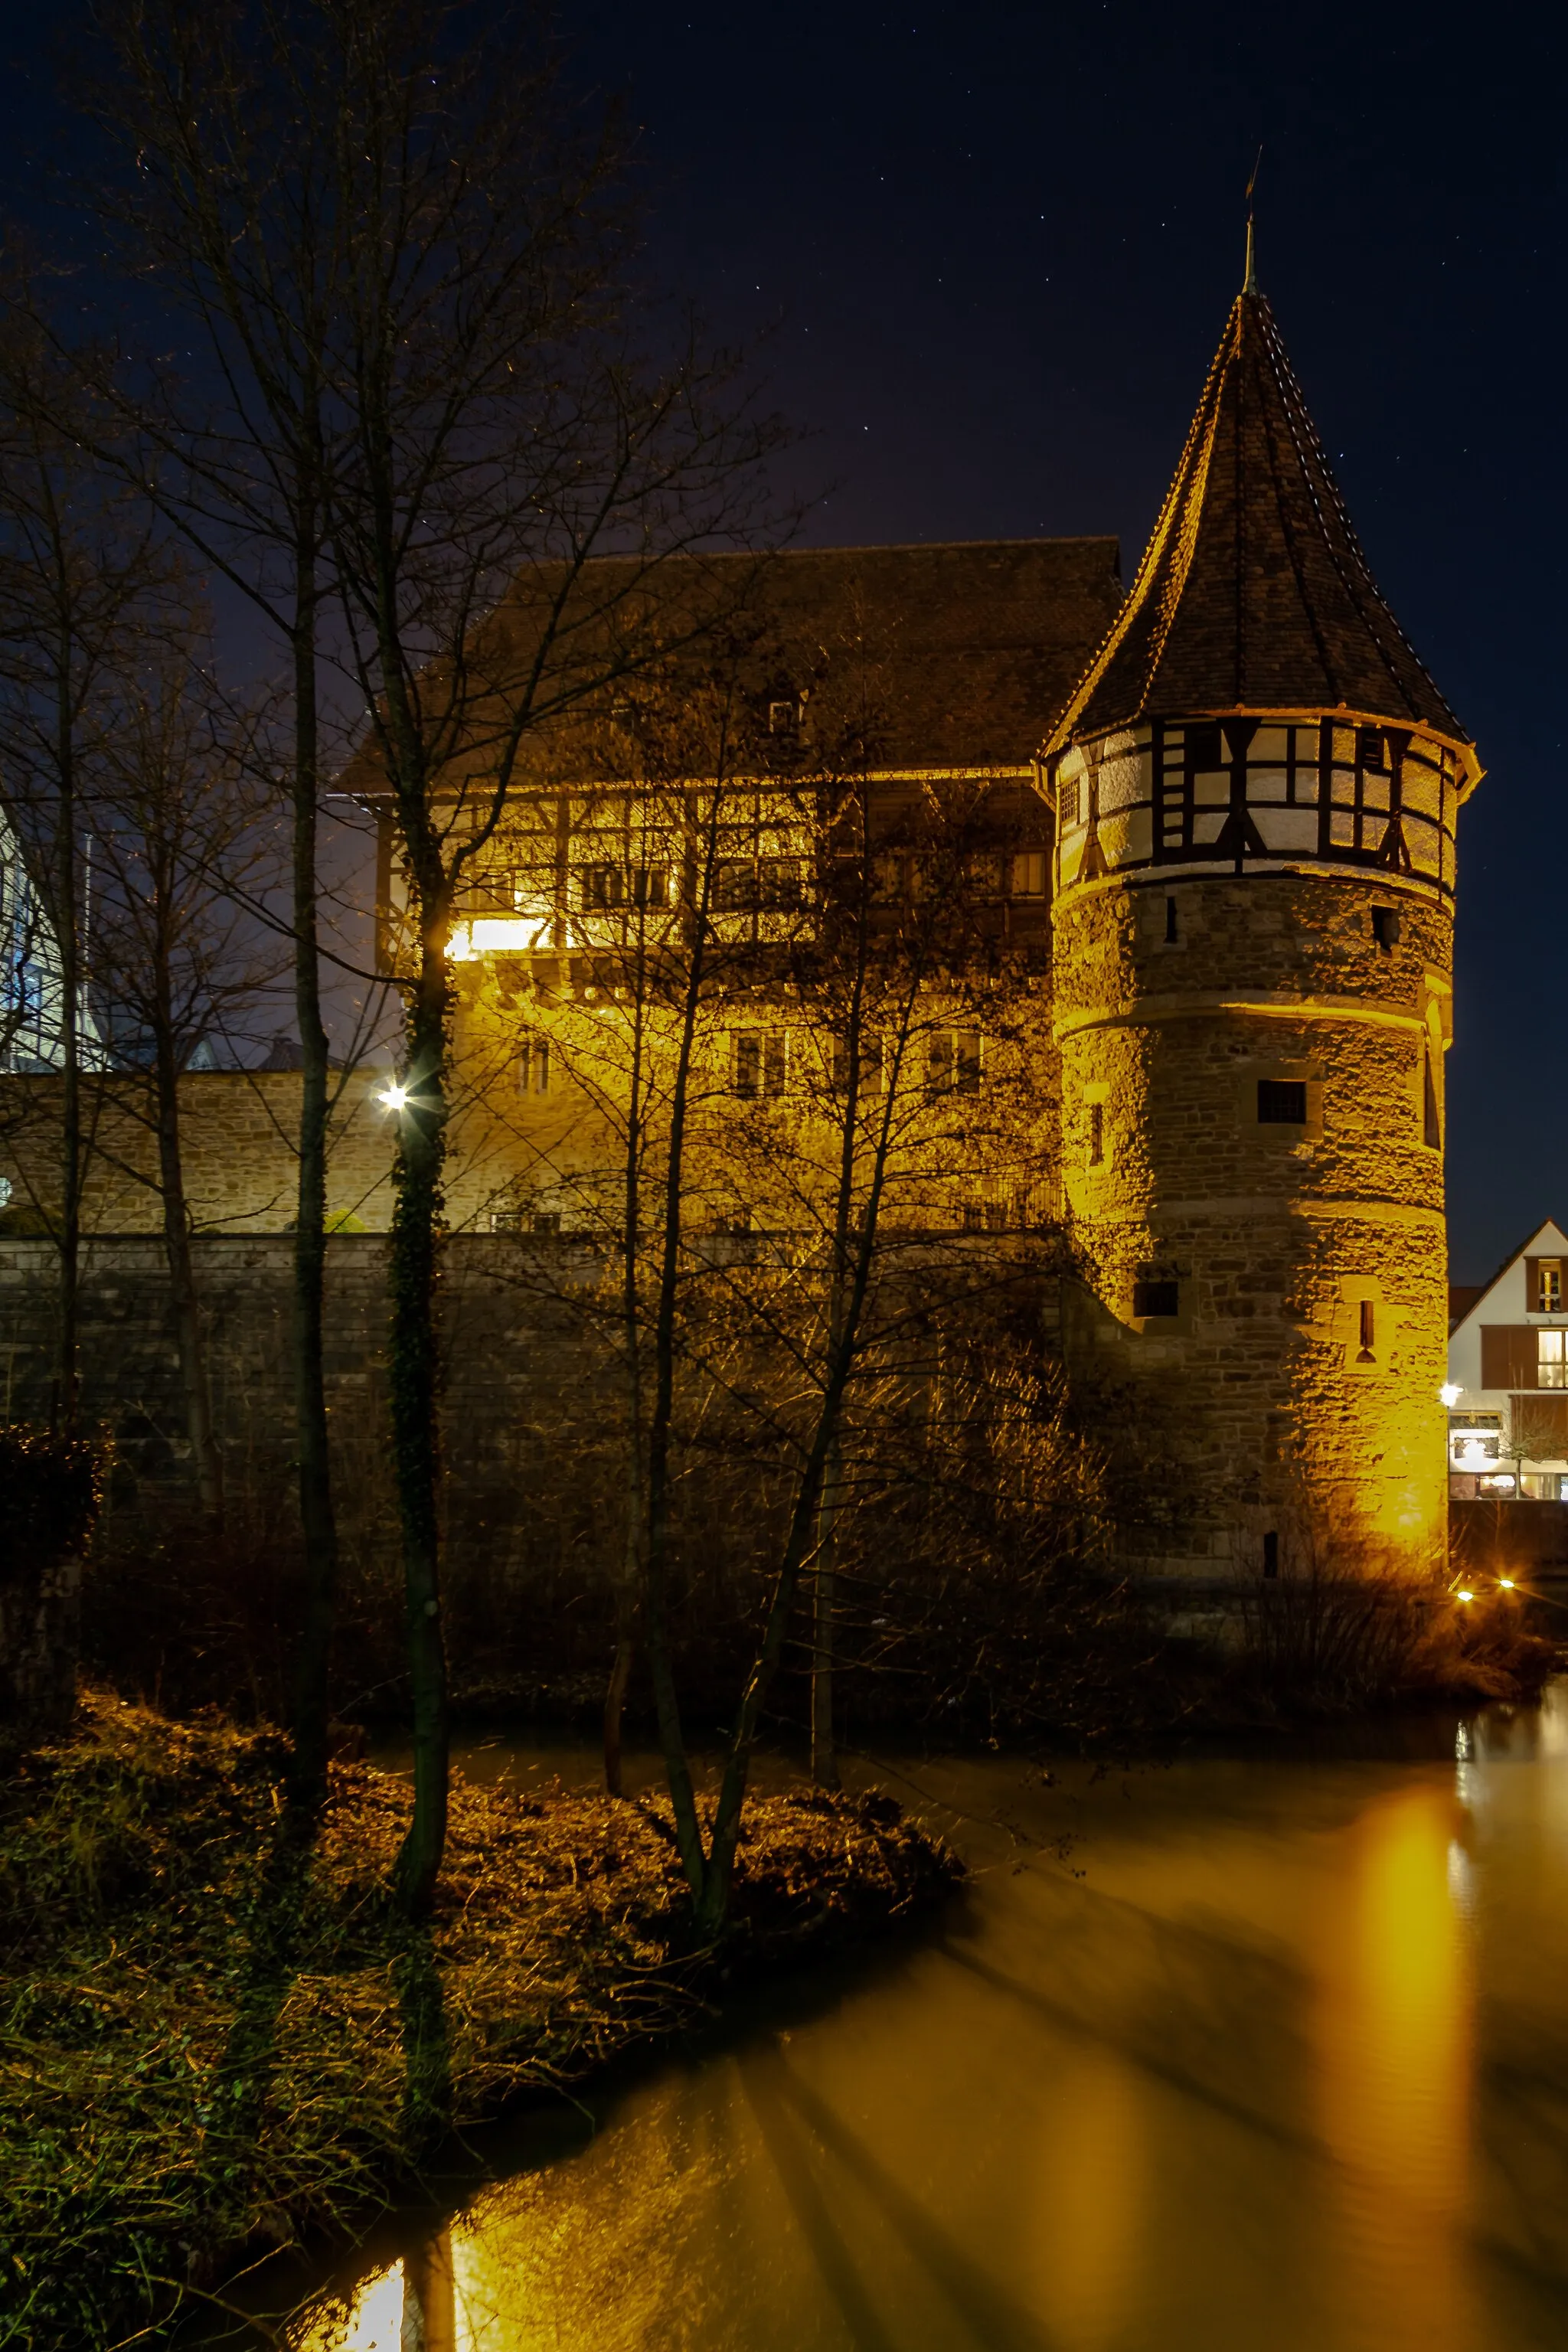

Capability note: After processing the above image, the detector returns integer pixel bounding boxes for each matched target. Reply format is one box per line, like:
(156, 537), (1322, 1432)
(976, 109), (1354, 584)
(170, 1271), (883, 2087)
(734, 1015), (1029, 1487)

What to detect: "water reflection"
(286, 1706), (1568, 2352)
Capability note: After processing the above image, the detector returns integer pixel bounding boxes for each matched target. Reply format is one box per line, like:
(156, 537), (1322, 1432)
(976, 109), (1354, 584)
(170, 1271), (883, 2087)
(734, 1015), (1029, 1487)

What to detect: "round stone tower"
(1043, 262), (1481, 1589)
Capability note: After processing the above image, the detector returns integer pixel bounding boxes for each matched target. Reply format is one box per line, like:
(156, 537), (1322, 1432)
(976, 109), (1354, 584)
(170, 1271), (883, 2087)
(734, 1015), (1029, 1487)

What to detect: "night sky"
(2, 0), (1561, 1276)
(569, 0), (1564, 1282)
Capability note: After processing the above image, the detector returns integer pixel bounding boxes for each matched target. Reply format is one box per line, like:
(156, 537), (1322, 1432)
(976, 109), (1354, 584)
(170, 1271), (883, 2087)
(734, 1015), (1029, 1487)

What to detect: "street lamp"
(378, 1082), (410, 1112)
(1439, 1383), (1462, 1408)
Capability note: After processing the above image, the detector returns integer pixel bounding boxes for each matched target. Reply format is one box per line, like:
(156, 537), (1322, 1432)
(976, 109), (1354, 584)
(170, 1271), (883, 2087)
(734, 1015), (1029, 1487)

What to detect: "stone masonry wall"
(1054, 869), (1452, 1583)
(0, 1234), (638, 1700)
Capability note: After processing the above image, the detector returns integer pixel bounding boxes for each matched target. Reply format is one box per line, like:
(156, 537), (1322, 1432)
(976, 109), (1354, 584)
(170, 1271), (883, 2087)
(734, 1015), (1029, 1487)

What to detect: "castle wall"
(0, 1066), (554, 1236)
(0, 1230), (630, 1619)
(1054, 869), (1452, 1583)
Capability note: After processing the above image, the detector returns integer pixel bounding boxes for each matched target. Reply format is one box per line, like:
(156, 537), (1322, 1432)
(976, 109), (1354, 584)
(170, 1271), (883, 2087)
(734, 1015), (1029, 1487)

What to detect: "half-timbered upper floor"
(1042, 277), (1481, 900)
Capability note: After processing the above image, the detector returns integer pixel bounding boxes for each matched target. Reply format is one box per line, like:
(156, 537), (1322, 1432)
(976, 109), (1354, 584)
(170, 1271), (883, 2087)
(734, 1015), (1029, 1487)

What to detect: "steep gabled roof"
(1045, 286), (1471, 756)
(1450, 1220), (1568, 1335)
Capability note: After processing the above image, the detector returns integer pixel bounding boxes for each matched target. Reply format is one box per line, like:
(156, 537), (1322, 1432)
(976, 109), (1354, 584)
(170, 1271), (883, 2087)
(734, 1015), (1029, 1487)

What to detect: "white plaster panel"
(1098, 752), (1148, 812)
(1255, 807), (1318, 854)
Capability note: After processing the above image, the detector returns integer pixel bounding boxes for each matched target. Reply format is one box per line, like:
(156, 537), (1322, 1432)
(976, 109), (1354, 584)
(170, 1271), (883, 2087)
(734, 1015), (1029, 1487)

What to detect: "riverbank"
(0, 1693), (961, 2350)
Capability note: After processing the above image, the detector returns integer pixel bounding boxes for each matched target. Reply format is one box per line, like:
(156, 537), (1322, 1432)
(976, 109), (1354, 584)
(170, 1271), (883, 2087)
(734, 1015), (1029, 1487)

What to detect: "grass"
(0, 1692), (960, 2350)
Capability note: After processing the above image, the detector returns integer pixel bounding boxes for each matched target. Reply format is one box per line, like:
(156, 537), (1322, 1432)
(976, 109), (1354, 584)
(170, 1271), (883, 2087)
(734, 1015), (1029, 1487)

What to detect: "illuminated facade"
(1044, 270), (1479, 1583)
(0, 280), (1479, 1592)
(0, 805), (74, 1073)
(1447, 1221), (1568, 1501)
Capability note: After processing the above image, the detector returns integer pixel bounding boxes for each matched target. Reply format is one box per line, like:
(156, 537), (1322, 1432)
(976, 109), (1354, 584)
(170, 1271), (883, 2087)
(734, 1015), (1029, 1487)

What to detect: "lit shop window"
(1449, 1417), (1501, 1469)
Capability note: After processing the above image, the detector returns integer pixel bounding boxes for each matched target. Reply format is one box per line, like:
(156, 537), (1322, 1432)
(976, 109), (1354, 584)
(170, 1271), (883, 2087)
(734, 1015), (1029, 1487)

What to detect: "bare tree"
(0, 324), (167, 1433)
(309, 9), (778, 1912)
(33, 0), (370, 1802)
(90, 635), (286, 1523)
(651, 778), (1054, 1934)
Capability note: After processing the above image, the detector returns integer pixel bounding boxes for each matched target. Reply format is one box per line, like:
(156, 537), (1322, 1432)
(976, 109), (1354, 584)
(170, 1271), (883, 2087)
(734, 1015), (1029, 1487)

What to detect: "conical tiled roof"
(1045, 286), (1470, 757)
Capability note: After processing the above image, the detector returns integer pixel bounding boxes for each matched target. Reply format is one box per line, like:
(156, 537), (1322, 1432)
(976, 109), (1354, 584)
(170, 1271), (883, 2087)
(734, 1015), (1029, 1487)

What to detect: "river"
(263, 1690), (1568, 2350)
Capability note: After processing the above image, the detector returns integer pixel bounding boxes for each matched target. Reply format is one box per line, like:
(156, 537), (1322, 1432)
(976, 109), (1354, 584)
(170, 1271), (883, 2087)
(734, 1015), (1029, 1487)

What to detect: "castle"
(1, 260), (1478, 1591)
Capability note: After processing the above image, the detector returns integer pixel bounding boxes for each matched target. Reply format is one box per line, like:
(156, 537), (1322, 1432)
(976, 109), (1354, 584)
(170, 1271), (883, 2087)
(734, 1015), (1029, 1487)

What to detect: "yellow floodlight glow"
(1455, 1589), (1475, 1604)
(1498, 1577), (1516, 1590)
(1439, 1383), (1462, 1409)
(378, 1083), (410, 1112)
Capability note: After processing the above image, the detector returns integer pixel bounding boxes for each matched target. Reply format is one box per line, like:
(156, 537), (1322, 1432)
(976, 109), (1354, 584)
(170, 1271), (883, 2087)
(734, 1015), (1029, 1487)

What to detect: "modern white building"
(1448, 1218), (1568, 1500)
(0, 803), (71, 1071)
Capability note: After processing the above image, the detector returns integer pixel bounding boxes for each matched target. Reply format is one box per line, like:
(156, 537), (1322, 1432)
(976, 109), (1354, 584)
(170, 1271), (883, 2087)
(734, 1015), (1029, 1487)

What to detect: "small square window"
(1540, 1330), (1567, 1390)
(1257, 1079), (1307, 1125)
(1186, 721), (1224, 769)
(518, 1037), (550, 1095)
(1088, 1102), (1104, 1167)
(1011, 850), (1048, 897)
(1357, 726), (1386, 771)
(1133, 1279), (1179, 1318)
(769, 699), (798, 735)
(1540, 1261), (1563, 1314)
(1059, 778), (1081, 827)
(1371, 906), (1400, 952)
(1357, 1300), (1376, 1361)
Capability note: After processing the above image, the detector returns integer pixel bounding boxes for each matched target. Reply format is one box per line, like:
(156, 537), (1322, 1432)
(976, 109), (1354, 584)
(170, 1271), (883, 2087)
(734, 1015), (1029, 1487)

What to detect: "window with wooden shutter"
(1481, 1326), (1539, 1389)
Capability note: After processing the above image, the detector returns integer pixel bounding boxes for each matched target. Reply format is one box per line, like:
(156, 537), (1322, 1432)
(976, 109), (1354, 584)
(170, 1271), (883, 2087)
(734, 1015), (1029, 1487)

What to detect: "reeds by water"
(0, 1692), (959, 2349)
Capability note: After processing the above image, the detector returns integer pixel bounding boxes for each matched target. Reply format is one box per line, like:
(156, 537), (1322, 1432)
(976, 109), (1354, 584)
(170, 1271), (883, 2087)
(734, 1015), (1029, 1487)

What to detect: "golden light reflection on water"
(286, 1730), (1568, 2352)
(1312, 1784), (1474, 2349)
(1028, 2044), (1143, 2350)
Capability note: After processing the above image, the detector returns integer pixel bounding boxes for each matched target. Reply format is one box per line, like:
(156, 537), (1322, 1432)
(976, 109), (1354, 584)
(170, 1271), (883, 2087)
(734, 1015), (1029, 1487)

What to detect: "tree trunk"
(603, 1617), (636, 1800)
(605, 1005), (647, 1798)
(287, 554), (341, 1810)
(55, 668), (80, 1437)
(388, 906), (452, 1919)
(811, 1431), (841, 1790)
(153, 1021), (222, 1523)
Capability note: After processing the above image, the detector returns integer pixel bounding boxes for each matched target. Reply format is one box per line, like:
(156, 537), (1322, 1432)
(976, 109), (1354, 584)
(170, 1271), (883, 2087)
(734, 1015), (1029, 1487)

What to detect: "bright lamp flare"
(1455, 1589), (1475, 1604)
(1439, 1383), (1462, 1408)
(379, 1083), (410, 1112)
(1499, 1577), (1517, 1590)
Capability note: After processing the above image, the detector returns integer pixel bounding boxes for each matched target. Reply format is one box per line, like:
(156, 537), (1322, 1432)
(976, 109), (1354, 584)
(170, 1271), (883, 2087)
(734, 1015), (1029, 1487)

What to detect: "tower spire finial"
(1243, 145), (1263, 293)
